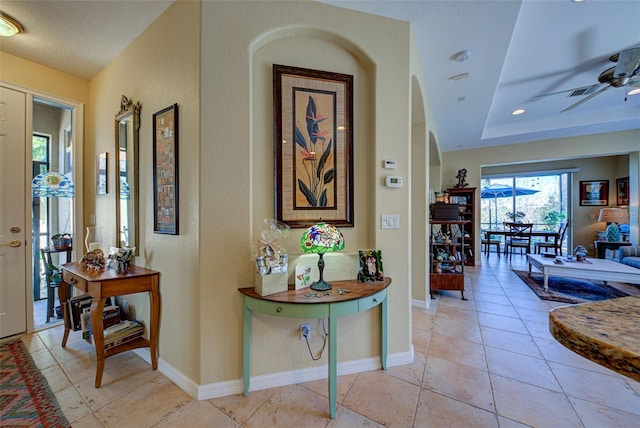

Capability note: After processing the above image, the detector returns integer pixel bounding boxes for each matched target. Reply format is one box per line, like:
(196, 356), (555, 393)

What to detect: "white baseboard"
(135, 348), (415, 401)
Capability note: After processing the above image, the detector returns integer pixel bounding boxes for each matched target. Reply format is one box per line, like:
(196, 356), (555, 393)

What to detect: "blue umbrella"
(481, 184), (539, 229)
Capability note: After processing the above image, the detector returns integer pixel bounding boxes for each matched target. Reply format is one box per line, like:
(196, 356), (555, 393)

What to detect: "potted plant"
(51, 233), (72, 250)
(505, 211), (526, 223)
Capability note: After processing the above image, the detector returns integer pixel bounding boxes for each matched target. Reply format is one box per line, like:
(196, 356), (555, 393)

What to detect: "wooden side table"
(239, 277), (392, 419)
(594, 241), (631, 259)
(58, 262), (160, 387)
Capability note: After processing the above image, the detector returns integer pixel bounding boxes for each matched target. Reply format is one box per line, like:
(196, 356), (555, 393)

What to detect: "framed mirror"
(114, 95), (141, 254)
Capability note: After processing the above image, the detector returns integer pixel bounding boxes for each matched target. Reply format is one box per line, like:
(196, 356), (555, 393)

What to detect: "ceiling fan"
(532, 47), (640, 112)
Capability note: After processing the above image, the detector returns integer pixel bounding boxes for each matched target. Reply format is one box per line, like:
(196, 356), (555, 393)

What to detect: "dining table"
(483, 228), (560, 255)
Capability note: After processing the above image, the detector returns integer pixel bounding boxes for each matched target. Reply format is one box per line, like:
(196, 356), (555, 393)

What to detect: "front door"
(0, 86), (28, 338)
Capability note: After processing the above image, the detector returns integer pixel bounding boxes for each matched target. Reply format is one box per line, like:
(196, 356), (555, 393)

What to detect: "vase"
(85, 226), (103, 253)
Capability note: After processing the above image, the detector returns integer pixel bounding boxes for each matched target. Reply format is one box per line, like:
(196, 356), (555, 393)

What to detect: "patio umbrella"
(481, 184), (539, 229)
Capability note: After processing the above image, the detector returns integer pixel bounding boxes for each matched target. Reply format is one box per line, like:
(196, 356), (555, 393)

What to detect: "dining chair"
(40, 249), (62, 323)
(536, 221), (569, 256)
(505, 222), (533, 260)
(482, 231), (501, 258)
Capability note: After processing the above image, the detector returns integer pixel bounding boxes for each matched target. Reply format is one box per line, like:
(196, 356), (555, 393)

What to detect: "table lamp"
(300, 222), (345, 291)
(597, 208), (629, 242)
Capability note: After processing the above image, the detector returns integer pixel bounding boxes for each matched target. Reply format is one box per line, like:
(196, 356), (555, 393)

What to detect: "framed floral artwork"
(273, 64), (354, 228)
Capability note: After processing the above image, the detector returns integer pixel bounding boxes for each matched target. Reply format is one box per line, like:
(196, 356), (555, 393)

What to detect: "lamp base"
(310, 280), (332, 291)
(606, 223), (621, 242)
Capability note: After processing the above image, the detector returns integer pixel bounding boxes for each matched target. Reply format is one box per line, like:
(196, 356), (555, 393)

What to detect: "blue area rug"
(513, 270), (630, 304)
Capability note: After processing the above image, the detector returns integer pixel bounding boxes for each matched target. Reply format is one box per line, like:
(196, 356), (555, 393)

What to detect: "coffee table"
(527, 254), (640, 292)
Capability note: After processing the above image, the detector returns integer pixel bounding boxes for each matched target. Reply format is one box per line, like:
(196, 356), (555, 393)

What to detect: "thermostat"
(385, 176), (403, 188)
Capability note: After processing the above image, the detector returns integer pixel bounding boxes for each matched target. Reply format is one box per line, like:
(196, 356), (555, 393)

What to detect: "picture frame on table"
(616, 177), (629, 206)
(579, 180), (608, 206)
(273, 64), (354, 228)
(152, 103), (179, 235)
(96, 152), (108, 195)
(358, 249), (384, 282)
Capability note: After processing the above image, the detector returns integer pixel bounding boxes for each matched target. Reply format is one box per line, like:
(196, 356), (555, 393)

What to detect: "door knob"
(1, 240), (22, 247)
(10, 226), (21, 233)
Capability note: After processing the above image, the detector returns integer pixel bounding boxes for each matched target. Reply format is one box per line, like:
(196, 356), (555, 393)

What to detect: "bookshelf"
(447, 187), (477, 266)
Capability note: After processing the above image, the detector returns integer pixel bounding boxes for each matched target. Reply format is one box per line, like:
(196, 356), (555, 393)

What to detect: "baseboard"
(135, 347), (415, 401)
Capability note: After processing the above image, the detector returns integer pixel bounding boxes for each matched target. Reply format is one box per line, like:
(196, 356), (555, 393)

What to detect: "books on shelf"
(104, 320), (145, 350)
(79, 304), (122, 344)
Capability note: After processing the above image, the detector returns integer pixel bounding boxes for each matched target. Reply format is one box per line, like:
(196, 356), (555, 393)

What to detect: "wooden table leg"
(90, 297), (106, 388)
(58, 280), (71, 347)
(149, 276), (160, 370)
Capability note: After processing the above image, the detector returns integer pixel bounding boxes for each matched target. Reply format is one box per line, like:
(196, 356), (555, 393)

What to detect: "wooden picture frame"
(273, 64), (354, 228)
(152, 104), (179, 235)
(617, 177), (629, 206)
(96, 152), (108, 195)
(579, 180), (608, 206)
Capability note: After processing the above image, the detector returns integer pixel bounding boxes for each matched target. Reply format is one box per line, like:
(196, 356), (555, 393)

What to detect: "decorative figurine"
(455, 168), (468, 188)
(80, 249), (106, 271)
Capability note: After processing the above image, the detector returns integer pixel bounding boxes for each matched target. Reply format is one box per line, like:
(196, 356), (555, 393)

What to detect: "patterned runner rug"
(0, 339), (69, 427)
(512, 269), (630, 304)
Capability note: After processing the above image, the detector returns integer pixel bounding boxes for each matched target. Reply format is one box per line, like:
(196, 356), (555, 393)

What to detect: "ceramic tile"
(156, 399), (239, 427)
(480, 326), (542, 358)
(533, 336), (615, 375)
(423, 355), (494, 412)
(569, 396), (640, 428)
(300, 373), (358, 403)
(476, 312), (529, 335)
(428, 332), (487, 371)
(490, 374), (582, 427)
(209, 389), (277, 425)
(433, 316), (483, 344)
(549, 362), (640, 416)
(242, 384), (332, 426)
(385, 349), (426, 386)
(485, 347), (561, 391)
(412, 326), (432, 355)
(414, 389), (498, 428)
(341, 371), (420, 427)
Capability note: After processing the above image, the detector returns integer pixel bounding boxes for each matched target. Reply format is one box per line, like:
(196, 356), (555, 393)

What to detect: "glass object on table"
(84, 226), (103, 253)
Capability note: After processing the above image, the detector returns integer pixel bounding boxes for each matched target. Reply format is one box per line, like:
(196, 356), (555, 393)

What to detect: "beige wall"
(200, 0), (413, 384)
(88, 0), (201, 381)
(441, 130), (640, 262)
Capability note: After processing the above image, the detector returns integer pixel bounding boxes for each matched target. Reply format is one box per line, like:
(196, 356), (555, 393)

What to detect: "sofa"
(619, 246), (640, 269)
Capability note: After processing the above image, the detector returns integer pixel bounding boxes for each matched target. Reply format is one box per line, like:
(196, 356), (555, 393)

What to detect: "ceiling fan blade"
(530, 84), (602, 101)
(614, 47), (640, 78)
(561, 85), (611, 112)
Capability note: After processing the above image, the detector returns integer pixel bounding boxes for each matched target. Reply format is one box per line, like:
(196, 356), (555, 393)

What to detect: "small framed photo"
(96, 152), (108, 195)
(153, 104), (179, 235)
(295, 264), (312, 290)
(616, 177), (629, 206)
(358, 249), (384, 282)
(579, 180), (608, 206)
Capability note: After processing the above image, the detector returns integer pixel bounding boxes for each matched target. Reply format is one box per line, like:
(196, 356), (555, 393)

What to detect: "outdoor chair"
(536, 221), (568, 256)
(505, 222), (533, 260)
(482, 231), (501, 258)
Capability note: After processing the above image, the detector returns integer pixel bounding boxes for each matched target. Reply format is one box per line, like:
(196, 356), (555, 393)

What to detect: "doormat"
(0, 339), (70, 427)
(512, 270), (629, 304)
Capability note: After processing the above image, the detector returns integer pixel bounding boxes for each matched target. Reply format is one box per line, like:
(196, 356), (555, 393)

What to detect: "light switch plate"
(381, 214), (400, 229)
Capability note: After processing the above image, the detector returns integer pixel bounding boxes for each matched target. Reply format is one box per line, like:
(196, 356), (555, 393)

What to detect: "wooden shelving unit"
(447, 187), (477, 266)
(429, 220), (470, 300)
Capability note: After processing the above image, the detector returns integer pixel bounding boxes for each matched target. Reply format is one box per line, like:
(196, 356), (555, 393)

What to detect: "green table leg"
(243, 303), (251, 396)
(381, 296), (387, 370)
(328, 313), (337, 419)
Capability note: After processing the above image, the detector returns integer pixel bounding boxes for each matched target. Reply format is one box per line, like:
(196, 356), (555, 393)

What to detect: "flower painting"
(274, 64), (354, 228)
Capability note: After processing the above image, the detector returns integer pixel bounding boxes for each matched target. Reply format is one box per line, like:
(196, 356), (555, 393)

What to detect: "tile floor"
(19, 255), (640, 427)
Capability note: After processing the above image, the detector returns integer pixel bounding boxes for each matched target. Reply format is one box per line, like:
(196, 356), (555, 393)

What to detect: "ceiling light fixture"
(452, 49), (472, 63)
(511, 109), (525, 116)
(627, 88), (640, 96)
(0, 11), (24, 37)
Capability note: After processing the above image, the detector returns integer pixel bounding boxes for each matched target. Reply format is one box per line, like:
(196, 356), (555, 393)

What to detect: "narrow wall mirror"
(114, 95), (141, 254)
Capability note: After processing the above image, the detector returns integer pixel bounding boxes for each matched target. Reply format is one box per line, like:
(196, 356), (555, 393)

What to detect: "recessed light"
(627, 88), (640, 96)
(449, 72), (469, 81)
(512, 109), (526, 116)
(0, 11), (24, 37)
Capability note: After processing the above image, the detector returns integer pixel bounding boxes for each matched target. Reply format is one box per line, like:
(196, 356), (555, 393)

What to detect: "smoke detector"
(452, 49), (471, 63)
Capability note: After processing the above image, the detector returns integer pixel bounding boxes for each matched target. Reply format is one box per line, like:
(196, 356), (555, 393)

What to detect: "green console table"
(238, 277), (392, 419)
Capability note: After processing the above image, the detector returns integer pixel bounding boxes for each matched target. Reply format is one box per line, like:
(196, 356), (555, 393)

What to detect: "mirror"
(114, 95), (141, 254)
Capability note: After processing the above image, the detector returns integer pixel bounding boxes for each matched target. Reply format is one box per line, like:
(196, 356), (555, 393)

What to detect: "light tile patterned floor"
(19, 255), (640, 427)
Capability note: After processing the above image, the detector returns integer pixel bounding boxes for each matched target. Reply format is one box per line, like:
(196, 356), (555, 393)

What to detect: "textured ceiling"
(1, 0), (638, 153)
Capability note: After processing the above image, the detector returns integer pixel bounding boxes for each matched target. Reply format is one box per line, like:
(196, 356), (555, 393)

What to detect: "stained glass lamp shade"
(32, 171), (74, 198)
(300, 222), (345, 291)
